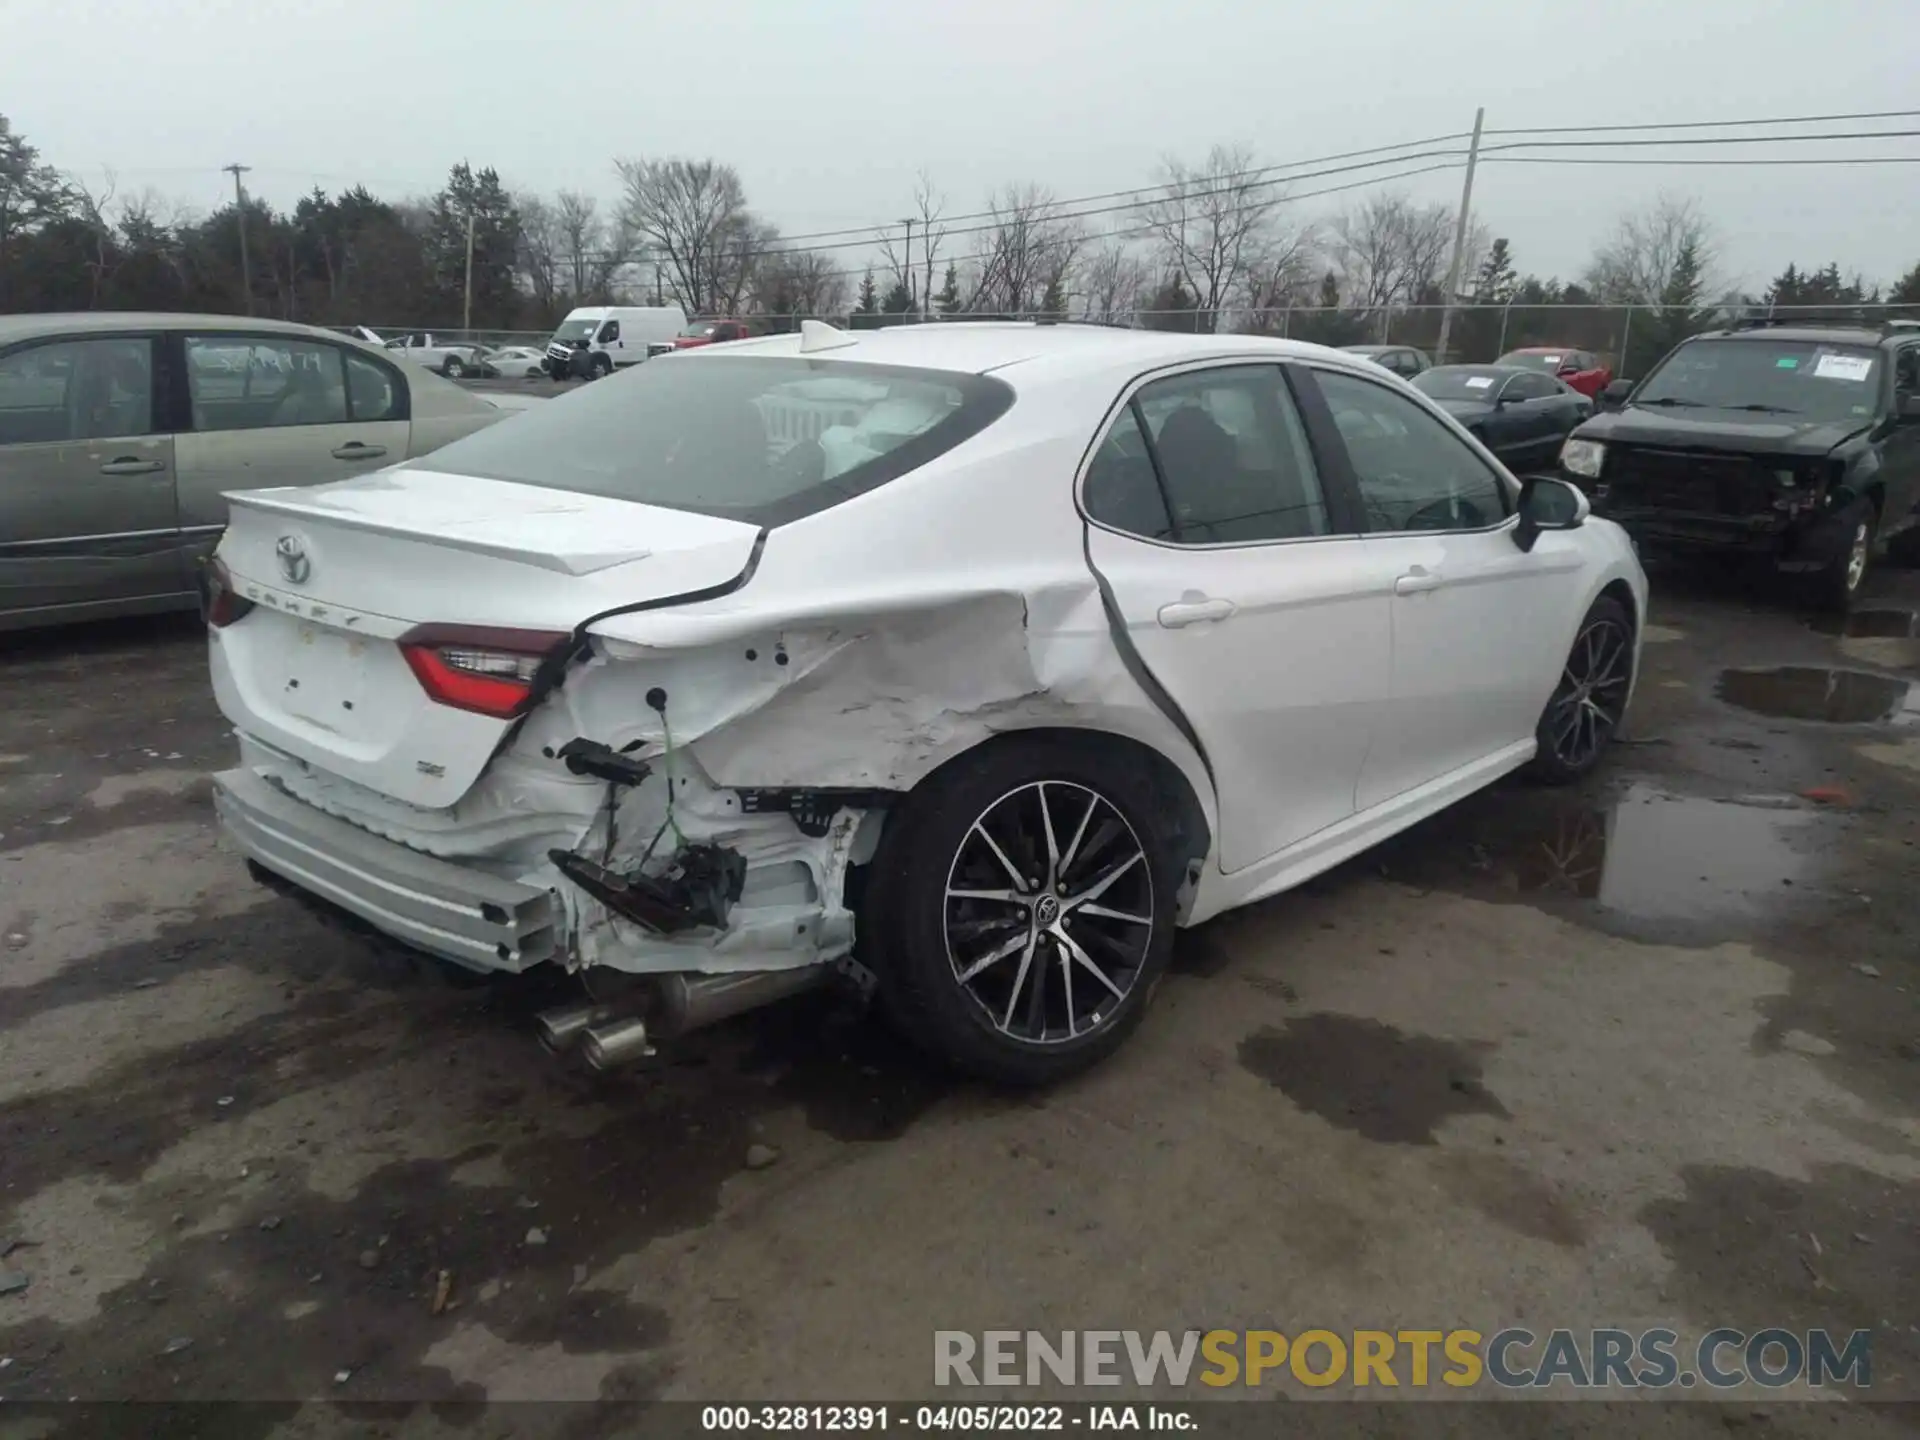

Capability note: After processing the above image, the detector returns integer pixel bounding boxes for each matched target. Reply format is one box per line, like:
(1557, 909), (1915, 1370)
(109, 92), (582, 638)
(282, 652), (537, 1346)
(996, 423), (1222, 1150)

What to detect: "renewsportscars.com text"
(934, 1328), (1873, 1391)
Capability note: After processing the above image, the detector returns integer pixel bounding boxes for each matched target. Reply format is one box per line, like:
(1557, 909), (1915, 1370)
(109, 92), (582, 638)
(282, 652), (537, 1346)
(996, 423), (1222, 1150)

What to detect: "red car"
(1496, 347), (1613, 398)
(672, 318), (753, 351)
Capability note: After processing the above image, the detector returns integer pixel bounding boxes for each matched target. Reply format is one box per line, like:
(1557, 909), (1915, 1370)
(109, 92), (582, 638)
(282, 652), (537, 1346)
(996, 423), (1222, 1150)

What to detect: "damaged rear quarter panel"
(523, 421), (1219, 972)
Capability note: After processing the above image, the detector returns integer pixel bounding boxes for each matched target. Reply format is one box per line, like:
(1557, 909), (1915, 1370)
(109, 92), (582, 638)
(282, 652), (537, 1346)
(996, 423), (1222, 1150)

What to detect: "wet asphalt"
(1, 553), (1918, 1431)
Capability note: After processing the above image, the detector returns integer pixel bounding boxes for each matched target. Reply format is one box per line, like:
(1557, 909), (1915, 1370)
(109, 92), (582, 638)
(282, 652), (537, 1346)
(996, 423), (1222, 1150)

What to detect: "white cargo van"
(543, 305), (688, 380)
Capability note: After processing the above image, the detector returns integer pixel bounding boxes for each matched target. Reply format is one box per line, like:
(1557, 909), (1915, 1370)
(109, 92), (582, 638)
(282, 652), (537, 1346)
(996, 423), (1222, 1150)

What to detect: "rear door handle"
(1394, 568), (1444, 596)
(99, 457), (165, 475)
(330, 442), (387, 460)
(1157, 597), (1237, 628)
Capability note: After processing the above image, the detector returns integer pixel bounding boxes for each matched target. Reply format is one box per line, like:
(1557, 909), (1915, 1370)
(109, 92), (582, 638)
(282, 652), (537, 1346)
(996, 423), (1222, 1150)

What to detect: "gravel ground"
(1, 559), (1918, 1434)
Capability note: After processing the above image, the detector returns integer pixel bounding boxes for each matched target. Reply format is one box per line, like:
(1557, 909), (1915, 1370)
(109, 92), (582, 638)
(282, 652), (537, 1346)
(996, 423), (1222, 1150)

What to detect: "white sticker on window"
(1539, 354), (1563, 365)
(1812, 353), (1873, 382)
(1464, 376), (1495, 390)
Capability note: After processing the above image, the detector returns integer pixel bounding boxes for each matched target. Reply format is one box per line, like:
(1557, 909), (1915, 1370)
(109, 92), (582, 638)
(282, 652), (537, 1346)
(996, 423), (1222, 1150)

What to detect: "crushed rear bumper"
(213, 766), (560, 972)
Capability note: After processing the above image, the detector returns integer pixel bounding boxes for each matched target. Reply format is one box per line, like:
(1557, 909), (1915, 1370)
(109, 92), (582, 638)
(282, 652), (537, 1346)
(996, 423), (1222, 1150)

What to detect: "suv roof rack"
(1730, 314), (1906, 335)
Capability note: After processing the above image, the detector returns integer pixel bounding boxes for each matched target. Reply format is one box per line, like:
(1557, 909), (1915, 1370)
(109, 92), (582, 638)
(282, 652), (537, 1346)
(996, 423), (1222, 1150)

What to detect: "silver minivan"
(0, 312), (512, 631)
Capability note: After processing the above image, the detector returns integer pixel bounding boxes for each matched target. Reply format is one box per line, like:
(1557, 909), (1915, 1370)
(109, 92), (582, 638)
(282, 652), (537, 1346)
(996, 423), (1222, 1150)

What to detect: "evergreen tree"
(854, 268), (879, 313)
(1141, 272), (1201, 332)
(1038, 274), (1066, 320)
(936, 262), (961, 315)
(881, 279), (914, 314)
(1473, 238), (1518, 303)
(1892, 259), (1920, 308)
(424, 162), (521, 329)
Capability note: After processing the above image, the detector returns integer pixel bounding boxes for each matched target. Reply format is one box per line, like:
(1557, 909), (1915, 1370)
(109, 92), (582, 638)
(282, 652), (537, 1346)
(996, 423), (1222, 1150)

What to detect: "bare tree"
(1142, 145), (1315, 332)
(751, 249), (849, 322)
(515, 193), (563, 315)
(1079, 238), (1149, 324)
(966, 184), (1083, 315)
(875, 170), (950, 317)
(552, 190), (637, 301)
(1328, 192), (1455, 317)
(615, 157), (764, 315)
(1582, 193), (1720, 305)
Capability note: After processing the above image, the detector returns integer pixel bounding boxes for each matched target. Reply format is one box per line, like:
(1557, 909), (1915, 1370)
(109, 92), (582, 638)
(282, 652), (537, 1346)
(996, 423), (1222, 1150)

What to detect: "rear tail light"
(399, 625), (571, 719)
(201, 557), (255, 629)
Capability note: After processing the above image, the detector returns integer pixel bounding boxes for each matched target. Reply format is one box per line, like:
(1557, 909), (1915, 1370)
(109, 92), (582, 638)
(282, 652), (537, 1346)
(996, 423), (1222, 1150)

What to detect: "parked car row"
(15, 300), (1917, 1084)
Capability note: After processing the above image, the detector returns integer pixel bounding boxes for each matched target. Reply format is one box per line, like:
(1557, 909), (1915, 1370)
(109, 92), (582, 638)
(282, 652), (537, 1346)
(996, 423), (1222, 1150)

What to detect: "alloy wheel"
(1845, 521), (1870, 594)
(942, 781), (1155, 1046)
(1545, 617), (1631, 769)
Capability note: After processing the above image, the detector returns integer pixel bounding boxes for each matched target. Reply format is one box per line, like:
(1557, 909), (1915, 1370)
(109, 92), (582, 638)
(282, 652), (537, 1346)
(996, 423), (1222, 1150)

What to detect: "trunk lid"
(210, 467), (761, 807)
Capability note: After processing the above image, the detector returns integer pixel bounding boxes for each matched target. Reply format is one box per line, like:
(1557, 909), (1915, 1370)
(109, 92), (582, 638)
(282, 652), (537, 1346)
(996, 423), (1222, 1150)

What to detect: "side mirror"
(1512, 476), (1590, 553)
(1600, 378), (1634, 407)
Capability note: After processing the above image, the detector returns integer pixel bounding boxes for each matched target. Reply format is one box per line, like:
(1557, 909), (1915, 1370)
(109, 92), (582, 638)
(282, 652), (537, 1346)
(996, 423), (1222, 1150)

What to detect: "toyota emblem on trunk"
(275, 535), (311, 585)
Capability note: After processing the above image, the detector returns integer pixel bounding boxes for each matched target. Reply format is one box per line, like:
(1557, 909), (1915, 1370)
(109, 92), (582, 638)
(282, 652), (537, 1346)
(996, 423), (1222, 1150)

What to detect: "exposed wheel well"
(1598, 577), (1638, 636)
(849, 727), (1214, 922)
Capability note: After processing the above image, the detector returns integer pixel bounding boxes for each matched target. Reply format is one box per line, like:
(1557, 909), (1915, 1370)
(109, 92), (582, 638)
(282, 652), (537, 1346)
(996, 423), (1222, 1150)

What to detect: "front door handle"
(1157, 597), (1237, 628)
(99, 457), (165, 475)
(330, 442), (387, 460)
(1394, 568), (1444, 596)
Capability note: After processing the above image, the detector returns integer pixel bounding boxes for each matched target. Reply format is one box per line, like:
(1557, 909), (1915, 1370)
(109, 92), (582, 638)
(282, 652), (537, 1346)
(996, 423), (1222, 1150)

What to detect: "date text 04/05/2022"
(700, 1405), (1195, 1432)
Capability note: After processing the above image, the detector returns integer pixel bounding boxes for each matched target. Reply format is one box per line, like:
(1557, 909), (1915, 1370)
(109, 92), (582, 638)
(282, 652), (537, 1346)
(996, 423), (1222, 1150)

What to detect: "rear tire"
(1527, 595), (1634, 785)
(864, 737), (1181, 1086)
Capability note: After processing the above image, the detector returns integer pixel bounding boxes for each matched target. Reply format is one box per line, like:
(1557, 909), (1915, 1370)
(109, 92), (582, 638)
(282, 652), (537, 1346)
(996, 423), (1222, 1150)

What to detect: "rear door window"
(186, 337), (349, 430)
(413, 355), (1013, 527)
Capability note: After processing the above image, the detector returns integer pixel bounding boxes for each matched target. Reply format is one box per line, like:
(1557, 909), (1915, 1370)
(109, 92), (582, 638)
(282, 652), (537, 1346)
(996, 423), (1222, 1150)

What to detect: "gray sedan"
(0, 312), (511, 631)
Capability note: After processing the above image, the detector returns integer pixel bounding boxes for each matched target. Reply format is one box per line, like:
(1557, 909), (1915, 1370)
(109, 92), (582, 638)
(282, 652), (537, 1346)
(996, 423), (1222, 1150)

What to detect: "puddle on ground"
(1810, 607), (1920, 639)
(1715, 666), (1919, 725)
(1379, 781), (1826, 930)
(1494, 785), (1816, 922)
(1238, 1015), (1508, 1145)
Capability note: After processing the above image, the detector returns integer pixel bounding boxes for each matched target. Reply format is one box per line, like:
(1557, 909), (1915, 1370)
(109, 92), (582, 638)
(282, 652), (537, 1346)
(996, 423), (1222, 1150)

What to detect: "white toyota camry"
(203, 321), (1646, 1084)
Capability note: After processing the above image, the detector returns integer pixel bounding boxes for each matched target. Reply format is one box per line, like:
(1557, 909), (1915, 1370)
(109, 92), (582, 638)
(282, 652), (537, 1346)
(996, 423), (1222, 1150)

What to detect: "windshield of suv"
(1413, 367), (1508, 401)
(550, 319), (598, 342)
(414, 356), (1014, 527)
(1633, 339), (1883, 421)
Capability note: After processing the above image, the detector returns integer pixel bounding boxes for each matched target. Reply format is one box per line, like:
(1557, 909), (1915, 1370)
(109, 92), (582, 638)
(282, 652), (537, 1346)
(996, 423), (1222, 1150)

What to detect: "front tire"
(865, 737), (1180, 1085)
(442, 356), (467, 379)
(1528, 595), (1634, 784)
(1810, 498), (1874, 612)
(589, 354), (613, 380)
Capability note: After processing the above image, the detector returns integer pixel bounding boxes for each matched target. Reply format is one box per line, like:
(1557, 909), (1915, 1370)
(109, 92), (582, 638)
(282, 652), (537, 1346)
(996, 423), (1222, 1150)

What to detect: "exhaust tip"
(534, 1002), (617, 1053)
(581, 1016), (654, 1071)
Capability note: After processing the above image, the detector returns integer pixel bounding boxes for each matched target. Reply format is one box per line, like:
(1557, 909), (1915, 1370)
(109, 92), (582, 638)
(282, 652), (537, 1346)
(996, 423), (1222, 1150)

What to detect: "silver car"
(0, 312), (511, 631)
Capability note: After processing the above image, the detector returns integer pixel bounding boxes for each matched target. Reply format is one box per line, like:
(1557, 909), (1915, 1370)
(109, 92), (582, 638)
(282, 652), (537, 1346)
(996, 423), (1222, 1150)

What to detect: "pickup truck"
(383, 332), (486, 379)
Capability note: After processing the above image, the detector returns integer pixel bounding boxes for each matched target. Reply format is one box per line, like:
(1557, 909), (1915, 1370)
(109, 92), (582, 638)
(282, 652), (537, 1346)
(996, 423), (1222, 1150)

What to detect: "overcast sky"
(5, 0), (1920, 293)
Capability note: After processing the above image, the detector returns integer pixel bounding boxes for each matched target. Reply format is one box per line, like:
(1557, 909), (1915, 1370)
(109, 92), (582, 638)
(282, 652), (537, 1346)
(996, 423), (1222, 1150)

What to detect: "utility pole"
(1434, 106), (1484, 366)
(223, 163), (254, 315)
(899, 217), (914, 309)
(462, 208), (476, 335)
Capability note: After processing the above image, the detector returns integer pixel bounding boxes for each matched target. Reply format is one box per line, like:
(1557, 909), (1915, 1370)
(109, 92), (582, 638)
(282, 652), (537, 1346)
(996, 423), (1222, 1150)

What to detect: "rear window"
(412, 355), (1014, 527)
(1413, 367), (1506, 400)
(1497, 351), (1561, 372)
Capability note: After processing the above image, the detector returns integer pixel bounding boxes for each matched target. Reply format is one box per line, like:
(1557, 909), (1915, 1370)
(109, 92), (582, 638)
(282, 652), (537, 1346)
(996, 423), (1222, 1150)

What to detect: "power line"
(1480, 127), (1920, 154)
(1481, 107), (1920, 137)
(1484, 153), (1920, 167)
(769, 131), (1475, 243)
